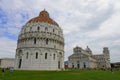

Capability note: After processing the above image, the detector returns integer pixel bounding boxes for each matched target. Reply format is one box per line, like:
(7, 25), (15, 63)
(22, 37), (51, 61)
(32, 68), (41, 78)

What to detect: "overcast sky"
(0, 0), (120, 62)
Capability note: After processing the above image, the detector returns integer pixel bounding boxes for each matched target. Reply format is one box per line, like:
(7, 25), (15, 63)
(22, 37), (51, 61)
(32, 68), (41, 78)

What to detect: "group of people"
(1, 67), (14, 75)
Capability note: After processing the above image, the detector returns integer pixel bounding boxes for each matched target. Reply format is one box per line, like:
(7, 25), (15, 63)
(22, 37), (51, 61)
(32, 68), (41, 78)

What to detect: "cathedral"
(68, 46), (111, 69)
(15, 10), (64, 70)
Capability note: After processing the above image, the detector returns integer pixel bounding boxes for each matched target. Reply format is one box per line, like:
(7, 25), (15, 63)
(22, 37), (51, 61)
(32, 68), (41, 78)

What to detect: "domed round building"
(15, 10), (64, 70)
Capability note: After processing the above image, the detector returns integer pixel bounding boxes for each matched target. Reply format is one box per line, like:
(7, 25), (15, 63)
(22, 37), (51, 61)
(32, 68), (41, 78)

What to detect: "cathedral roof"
(27, 10), (59, 26)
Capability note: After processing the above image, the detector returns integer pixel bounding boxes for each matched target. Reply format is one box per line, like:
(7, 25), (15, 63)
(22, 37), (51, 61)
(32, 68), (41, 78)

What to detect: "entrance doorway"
(58, 61), (60, 69)
(77, 64), (80, 68)
(18, 59), (22, 68)
(83, 62), (86, 68)
(18, 50), (22, 69)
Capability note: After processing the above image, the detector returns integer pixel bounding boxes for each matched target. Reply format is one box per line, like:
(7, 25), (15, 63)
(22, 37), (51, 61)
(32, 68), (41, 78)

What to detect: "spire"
(39, 9), (49, 17)
(44, 8), (46, 11)
(87, 46), (89, 49)
(86, 46), (92, 54)
(86, 46), (90, 50)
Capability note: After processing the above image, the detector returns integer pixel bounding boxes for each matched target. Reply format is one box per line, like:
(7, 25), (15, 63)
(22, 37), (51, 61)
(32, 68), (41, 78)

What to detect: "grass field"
(0, 69), (120, 80)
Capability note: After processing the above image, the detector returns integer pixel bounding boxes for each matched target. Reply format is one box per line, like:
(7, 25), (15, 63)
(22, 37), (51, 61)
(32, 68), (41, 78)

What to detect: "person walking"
(1, 68), (5, 76)
(9, 67), (14, 75)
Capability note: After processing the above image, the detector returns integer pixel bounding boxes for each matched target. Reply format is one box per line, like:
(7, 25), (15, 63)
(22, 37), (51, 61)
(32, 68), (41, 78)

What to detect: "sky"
(0, 0), (120, 63)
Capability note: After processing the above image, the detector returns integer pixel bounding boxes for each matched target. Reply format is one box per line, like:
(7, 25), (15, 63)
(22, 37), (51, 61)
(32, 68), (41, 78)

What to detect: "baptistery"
(15, 10), (64, 70)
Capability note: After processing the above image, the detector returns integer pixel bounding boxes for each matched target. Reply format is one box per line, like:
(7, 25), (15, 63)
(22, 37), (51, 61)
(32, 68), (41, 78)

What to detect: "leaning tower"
(103, 47), (111, 68)
(15, 10), (64, 70)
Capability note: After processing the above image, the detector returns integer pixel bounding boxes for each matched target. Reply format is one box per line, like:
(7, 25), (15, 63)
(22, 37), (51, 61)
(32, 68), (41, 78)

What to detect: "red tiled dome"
(27, 10), (59, 26)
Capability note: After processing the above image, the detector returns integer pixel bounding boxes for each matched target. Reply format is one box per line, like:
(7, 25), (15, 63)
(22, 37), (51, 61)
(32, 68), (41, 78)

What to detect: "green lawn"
(0, 69), (120, 80)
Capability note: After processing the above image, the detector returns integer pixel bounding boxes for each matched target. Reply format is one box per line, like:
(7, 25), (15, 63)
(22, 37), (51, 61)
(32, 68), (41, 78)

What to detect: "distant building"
(64, 61), (68, 69)
(0, 58), (15, 68)
(68, 46), (111, 69)
(15, 10), (64, 70)
(111, 62), (120, 68)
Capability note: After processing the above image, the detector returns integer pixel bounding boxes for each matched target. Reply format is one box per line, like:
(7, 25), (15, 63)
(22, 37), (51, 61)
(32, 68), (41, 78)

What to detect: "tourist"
(9, 67), (14, 74)
(1, 68), (5, 75)
(110, 68), (114, 74)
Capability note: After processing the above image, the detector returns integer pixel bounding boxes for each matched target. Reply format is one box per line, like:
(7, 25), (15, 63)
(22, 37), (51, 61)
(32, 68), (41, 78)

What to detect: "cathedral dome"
(27, 10), (59, 26)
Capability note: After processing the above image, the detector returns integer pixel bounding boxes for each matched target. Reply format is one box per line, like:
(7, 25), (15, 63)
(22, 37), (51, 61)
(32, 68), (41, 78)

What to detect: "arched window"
(26, 52), (28, 59)
(53, 54), (55, 60)
(18, 50), (22, 58)
(30, 27), (32, 31)
(59, 52), (62, 57)
(34, 38), (36, 44)
(53, 29), (54, 32)
(58, 61), (60, 69)
(83, 62), (86, 68)
(46, 39), (48, 45)
(72, 63), (74, 68)
(37, 27), (40, 31)
(45, 27), (48, 31)
(45, 53), (47, 59)
(36, 52), (38, 59)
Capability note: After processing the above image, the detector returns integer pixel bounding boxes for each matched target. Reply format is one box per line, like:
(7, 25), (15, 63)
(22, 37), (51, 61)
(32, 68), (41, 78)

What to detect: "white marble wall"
(0, 58), (14, 68)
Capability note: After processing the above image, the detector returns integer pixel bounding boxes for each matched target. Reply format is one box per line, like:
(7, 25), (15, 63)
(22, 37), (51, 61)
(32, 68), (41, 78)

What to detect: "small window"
(45, 27), (48, 31)
(26, 52), (28, 59)
(34, 38), (36, 44)
(37, 27), (40, 31)
(59, 52), (62, 57)
(45, 53), (47, 59)
(36, 52), (38, 59)
(30, 27), (32, 31)
(46, 39), (48, 45)
(53, 29), (54, 32)
(53, 54), (55, 60)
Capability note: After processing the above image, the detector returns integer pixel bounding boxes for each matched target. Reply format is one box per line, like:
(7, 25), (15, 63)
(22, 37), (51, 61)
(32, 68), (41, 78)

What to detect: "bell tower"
(103, 47), (111, 68)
